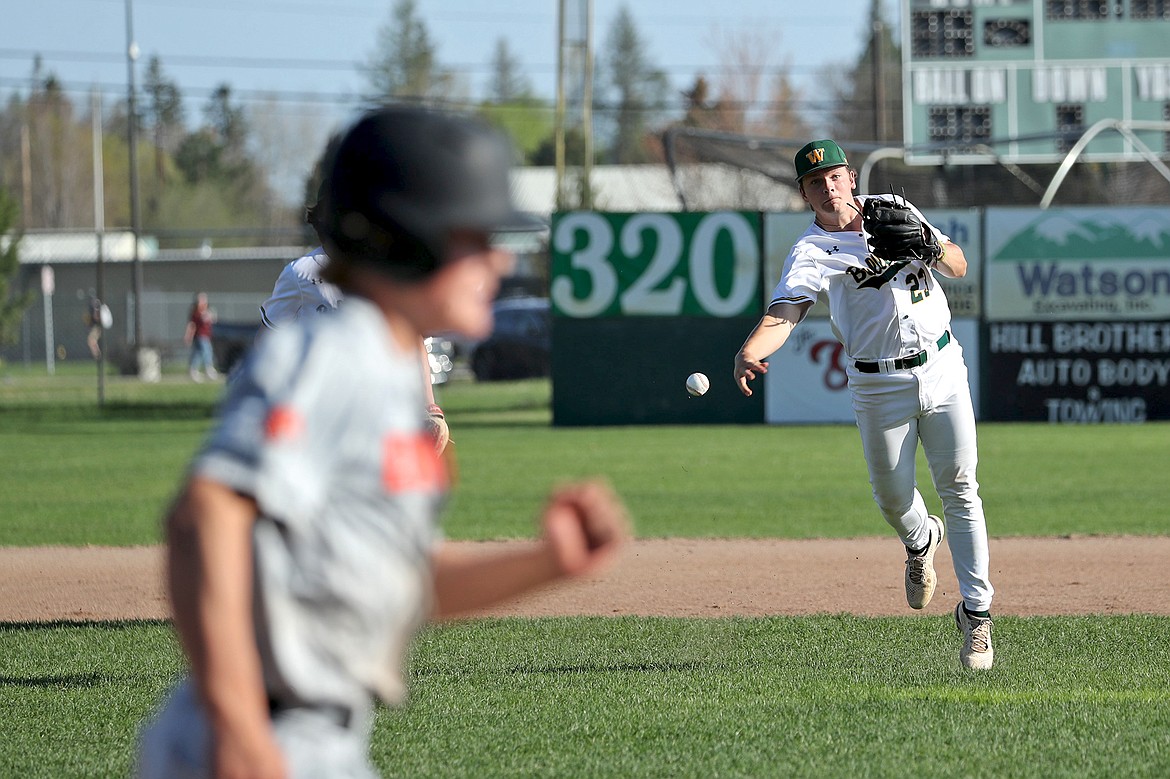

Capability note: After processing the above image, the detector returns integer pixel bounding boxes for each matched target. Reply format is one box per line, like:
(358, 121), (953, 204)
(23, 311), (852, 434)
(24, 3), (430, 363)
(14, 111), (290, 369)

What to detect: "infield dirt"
(2, 536), (1167, 622)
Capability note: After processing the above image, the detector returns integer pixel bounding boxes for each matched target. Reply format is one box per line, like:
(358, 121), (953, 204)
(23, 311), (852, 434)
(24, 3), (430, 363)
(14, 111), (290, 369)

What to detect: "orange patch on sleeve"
(265, 405), (304, 441)
(382, 433), (448, 492)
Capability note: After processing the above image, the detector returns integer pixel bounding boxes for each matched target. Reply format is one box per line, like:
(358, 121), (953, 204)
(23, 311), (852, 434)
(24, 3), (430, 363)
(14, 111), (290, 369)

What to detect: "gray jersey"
(194, 296), (446, 712)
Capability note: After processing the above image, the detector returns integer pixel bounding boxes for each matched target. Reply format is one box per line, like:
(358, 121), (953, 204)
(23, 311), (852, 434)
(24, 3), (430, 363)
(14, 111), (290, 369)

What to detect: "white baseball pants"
(849, 342), (994, 612)
(135, 679), (378, 779)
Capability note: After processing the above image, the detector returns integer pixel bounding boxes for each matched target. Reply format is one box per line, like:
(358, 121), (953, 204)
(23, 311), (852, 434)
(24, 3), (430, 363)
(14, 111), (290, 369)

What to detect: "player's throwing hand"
(733, 353), (769, 397)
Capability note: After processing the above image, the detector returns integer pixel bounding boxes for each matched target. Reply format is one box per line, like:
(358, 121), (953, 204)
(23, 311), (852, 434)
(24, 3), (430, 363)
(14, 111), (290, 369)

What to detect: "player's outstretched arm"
(733, 301), (810, 397)
(417, 338), (452, 455)
(165, 478), (288, 779)
(429, 479), (629, 619)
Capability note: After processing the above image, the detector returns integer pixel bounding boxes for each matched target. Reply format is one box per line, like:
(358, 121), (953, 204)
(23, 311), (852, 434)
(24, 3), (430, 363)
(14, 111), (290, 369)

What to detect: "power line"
(0, 72), (854, 118)
(95, 0), (867, 31)
(1, 46), (843, 79)
(0, 48), (360, 73)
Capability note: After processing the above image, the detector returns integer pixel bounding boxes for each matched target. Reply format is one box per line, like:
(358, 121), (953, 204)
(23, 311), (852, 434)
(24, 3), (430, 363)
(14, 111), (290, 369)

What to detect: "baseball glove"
(424, 404), (451, 455)
(861, 197), (943, 266)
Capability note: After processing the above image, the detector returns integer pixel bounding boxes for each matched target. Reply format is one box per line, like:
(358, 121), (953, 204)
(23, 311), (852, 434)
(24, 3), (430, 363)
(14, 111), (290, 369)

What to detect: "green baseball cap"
(794, 139), (849, 181)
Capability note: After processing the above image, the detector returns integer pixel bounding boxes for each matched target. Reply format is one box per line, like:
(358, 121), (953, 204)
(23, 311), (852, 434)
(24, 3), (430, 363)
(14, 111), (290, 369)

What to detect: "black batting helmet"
(314, 105), (543, 280)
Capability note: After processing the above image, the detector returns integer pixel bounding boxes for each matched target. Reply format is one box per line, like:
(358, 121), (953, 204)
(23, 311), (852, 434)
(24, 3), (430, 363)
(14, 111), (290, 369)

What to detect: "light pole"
(92, 90), (107, 405)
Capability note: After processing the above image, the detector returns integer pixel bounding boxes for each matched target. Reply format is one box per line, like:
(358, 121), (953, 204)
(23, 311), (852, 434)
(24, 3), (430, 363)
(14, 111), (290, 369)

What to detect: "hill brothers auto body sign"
(983, 208), (1170, 422)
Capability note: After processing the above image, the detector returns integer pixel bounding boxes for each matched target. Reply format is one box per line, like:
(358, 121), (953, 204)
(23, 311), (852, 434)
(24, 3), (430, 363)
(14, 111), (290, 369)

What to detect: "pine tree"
(601, 5), (669, 163)
(0, 190), (35, 360)
(364, 0), (453, 103)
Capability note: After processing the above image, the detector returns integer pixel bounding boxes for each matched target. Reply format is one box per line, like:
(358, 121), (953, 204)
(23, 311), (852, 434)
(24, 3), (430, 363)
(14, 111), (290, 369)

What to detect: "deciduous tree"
(680, 75), (738, 133)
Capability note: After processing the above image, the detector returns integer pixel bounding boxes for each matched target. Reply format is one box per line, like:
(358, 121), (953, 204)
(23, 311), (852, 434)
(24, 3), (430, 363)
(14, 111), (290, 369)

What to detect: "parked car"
(470, 297), (551, 381)
(424, 335), (455, 384)
(210, 321), (260, 376)
(211, 320), (455, 384)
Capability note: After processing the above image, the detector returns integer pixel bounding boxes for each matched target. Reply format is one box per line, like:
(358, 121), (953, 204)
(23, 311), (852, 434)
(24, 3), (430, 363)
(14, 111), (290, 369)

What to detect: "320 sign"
(550, 212), (762, 318)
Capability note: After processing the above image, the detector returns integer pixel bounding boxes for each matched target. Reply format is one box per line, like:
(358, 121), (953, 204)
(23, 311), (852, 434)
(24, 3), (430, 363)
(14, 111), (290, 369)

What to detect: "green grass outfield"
(2, 366), (1168, 777)
(2, 366), (1166, 543)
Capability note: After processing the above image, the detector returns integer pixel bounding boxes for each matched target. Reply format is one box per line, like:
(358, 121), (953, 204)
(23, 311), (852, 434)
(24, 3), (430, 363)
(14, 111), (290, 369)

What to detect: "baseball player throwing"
(135, 106), (629, 779)
(734, 139), (994, 670)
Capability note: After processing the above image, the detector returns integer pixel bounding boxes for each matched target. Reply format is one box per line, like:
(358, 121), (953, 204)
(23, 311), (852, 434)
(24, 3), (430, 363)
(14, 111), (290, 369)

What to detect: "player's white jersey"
(260, 247), (344, 329)
(770, 195), (952, 363)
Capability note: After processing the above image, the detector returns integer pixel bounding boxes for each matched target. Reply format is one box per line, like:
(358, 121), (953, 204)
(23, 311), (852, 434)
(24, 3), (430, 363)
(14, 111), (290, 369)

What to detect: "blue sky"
(3, 0), (885, 198)
(4, 0), (883, 120)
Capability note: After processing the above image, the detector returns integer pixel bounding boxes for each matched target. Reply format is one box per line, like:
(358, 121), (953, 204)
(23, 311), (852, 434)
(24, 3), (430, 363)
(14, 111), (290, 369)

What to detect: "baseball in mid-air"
(686, 372), (710, 397)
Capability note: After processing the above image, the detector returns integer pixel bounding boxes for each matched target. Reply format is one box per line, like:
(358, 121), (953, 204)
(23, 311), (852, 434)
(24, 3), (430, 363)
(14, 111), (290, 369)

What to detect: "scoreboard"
(902, 0), (1170, 163)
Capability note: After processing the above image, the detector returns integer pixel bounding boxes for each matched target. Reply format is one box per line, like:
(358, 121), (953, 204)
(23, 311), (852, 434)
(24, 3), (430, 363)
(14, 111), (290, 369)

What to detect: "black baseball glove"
(861, 197), (944, 266)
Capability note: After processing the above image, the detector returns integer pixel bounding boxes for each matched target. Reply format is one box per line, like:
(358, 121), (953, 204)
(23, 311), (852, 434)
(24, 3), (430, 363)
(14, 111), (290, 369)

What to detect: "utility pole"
(581, 0), (594, 209)
(20, 122), (32, 228)
(555, 0), (566, 208)
(92, 90), (107, 406)
(125, 0), (144, 352)
(555, 0), (594, 210)
(872, 15), (886, 142)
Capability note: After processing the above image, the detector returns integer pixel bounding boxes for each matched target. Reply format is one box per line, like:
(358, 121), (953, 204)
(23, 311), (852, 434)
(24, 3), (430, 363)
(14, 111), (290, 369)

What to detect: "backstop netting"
(661, 126), (1170, 212)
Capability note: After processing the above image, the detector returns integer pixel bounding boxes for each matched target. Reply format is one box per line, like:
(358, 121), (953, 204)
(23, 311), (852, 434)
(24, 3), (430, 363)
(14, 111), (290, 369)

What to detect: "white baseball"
(686, 372), (710, 397)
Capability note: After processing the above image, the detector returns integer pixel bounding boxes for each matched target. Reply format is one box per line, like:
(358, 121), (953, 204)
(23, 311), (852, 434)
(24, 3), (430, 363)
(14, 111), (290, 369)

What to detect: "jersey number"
(907, 267), (932, 304)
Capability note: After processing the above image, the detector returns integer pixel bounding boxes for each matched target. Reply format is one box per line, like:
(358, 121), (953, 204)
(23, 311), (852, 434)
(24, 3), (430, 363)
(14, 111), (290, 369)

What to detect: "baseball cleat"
(955, 602), (994, 670)
(904, 514), (944, 609)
